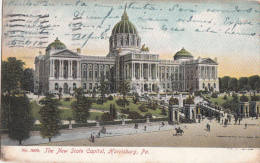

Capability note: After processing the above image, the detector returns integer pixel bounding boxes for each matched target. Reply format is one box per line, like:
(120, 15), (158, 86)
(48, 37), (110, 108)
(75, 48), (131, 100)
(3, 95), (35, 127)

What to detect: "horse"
(175, 128), (184, 136)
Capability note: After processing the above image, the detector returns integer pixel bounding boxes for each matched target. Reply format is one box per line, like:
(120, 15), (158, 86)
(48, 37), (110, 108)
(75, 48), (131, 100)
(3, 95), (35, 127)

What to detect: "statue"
(141, 44), (149, 52)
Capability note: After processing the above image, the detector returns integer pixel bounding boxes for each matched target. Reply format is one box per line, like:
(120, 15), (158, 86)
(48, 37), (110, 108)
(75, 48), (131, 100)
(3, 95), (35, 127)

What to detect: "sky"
(2, 0), (260, 78)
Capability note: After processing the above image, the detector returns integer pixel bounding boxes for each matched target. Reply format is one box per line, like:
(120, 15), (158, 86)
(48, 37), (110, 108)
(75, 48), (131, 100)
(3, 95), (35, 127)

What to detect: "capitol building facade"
(34, 10), (219, 95)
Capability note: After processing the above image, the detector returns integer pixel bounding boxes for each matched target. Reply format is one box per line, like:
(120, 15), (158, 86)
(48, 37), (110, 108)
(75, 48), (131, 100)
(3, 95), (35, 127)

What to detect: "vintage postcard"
(1, 0), (260, 162)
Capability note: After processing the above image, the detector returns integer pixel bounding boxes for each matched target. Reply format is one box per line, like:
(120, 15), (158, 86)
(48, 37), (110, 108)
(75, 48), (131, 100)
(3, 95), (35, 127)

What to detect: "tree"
(109, 104), (117, 119)
(118, 80), (130, 108)
(98, 76), (110, 104)
(248, 75), (260, 90)
(133, 92), (139, 104)
(5, 95), (34, 145)
(72, 88), (91, 123)
(220, 76), (231, 92)
(39, 94), (61, 142)
(228, 78), (238, 91)
(2, 57), (25, 95)
(21, 68), (34, 92)
(58, 87), (62, 100)
(238, 77), (248, 90)
(118, 80), (130, 99)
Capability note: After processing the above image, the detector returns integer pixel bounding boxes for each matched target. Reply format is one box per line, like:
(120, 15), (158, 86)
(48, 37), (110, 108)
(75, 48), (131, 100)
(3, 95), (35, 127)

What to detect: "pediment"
(199, 58), (217, 65)
(51, 49), (79, 58)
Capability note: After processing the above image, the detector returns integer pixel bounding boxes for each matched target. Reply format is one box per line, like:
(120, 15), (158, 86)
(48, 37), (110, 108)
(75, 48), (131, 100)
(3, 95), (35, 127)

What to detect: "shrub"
(169, 97), (179, 105)
(128, 111), (143, 119)
(161, 108), (167, 115)
(107, 95), (113, 101)
(145, 113), (152, 118)
(223, 95), (227, 100)
(148, 101), (158, 110)
(138, 104), (148, 112)
(116, 98), (129, 107)
(240, 95), (249, 102)
(96, 98), (103, 104)
(251, 95), (260, 101)
(211, 93), (218, 98)
(64, 97), (71, 101)
(194, 91), (202, 96)
(121, 108), (130, 114)
(101, 112), (113, 122)
(184, 96), (195, 105)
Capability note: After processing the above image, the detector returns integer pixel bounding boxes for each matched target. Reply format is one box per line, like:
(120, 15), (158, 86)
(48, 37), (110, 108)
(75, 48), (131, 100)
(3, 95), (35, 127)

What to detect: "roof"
(174, 48), (193, 60)
(112, 9), (138, 35)
(46, 38), (66, 51)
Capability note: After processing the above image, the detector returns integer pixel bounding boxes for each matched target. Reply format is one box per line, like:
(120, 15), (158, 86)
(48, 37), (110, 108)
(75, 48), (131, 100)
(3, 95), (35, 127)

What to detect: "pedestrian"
(144, 125), (147, 131)
(245, 123), (247, 129)
(239, 118), (241, 125)
(221, 119), (223, 125)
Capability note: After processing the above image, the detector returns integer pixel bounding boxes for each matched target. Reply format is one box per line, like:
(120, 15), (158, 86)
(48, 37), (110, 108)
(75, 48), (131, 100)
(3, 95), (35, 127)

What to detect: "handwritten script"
(3, 0), (260, 48)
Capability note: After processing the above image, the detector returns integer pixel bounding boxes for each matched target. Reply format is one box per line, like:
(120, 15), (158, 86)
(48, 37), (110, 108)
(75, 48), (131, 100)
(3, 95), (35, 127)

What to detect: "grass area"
(30, 100), (103, 120)
(207, 95), (233, 106)
(60, 98), (76, 109)
(30, 95), (167, 121)
(92, 97), (165, 117)
(31, 101), (41, 120)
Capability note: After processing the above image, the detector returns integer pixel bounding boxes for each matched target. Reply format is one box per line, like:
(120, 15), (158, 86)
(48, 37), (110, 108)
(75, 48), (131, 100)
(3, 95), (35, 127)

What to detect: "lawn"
(31, 100), (103, 120)
(207, 95), (233, 106)
(31, 96), (167, 121)
(92, 97), (166, 117)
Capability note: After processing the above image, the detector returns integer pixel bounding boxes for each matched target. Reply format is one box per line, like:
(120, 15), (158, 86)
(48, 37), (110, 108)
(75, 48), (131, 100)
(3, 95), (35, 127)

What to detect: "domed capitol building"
(34, 9), (219, 95)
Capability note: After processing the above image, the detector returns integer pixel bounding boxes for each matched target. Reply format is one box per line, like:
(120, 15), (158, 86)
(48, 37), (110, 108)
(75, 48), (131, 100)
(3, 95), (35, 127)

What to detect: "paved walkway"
(1, 121), (175, 146)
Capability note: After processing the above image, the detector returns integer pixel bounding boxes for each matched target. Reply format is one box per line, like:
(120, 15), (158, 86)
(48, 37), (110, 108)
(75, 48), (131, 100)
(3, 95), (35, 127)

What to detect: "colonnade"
(50, 59), (80, 79)
(124, 62), (159, 80)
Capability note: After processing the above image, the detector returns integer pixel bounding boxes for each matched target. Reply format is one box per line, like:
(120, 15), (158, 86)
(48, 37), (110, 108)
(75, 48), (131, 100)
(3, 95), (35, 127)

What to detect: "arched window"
(55, 83), (59, 90)
(73, 83), (76, 90)
(203, 83), (205, 88)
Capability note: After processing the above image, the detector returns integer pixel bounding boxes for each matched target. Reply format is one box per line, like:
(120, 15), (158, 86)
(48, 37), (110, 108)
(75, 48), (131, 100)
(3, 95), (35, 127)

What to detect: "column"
(133, 63), (135, 79)
(59, 60), (62, 78)
(164, 66), (166, 81)
(148, 64), (150, 79)
(50, 59), (53, 77)
(141, 63), (143, 79)
(139, 63), (141, 80)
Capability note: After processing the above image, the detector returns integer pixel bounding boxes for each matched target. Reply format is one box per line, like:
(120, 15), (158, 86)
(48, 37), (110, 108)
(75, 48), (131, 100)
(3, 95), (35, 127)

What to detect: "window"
(214, 83), (216, 88)
(203, 83), (205, 88)
(73, 83), (76, 90)
(89, 71), (93, 79)
(83, 83), (87, 89)
(55, 83), (59, 90)
(95, 71), (98, 79)
(89, 83), (92, 89)
(163, 83), (165, 89)
(167, 83), (170, 88)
